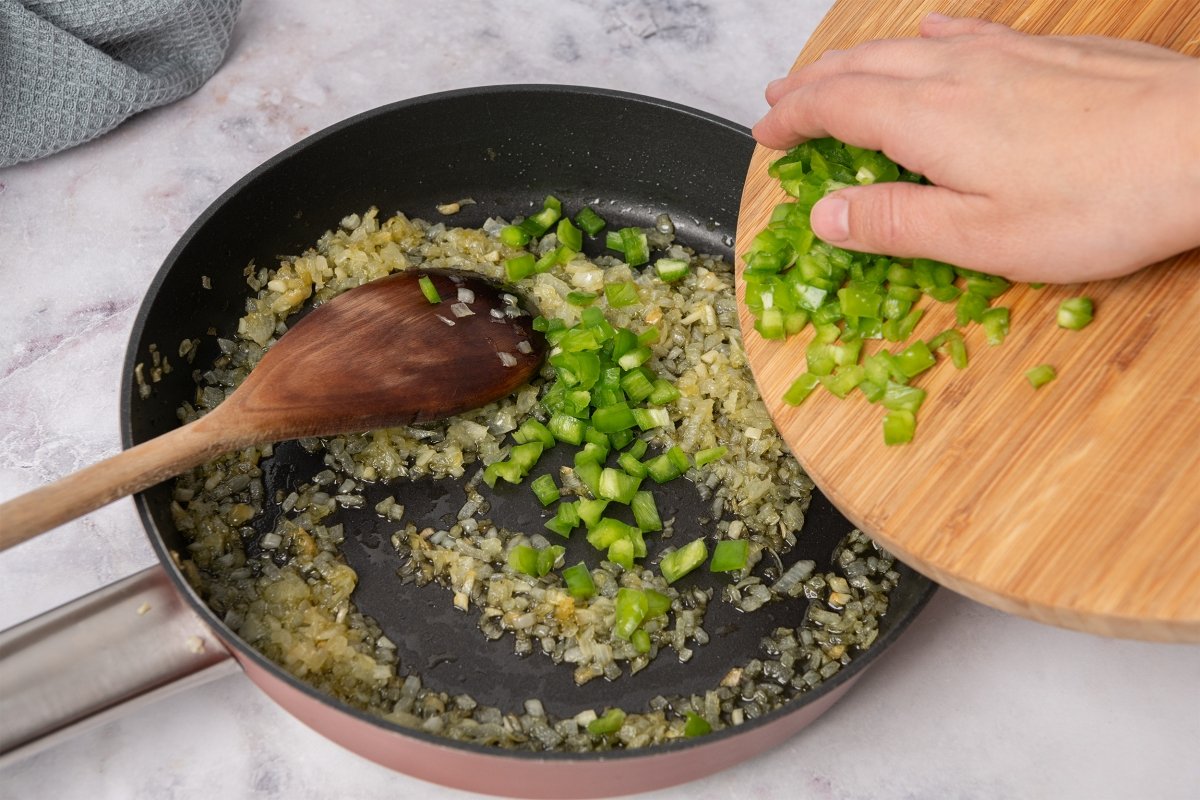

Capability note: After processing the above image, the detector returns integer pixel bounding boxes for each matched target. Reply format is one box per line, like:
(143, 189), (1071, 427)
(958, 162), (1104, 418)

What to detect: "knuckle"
(776, 94), (809, 138)
(956, 17), (1009, 36)
(854, 188), (917, 251)
(800, 81), (836, 132)
(807, 74), (861, 130)
(848, 39), (884, 60)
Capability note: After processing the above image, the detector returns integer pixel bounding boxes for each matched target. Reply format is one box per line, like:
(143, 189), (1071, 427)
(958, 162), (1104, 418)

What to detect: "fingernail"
(811, 196), (850, 242)
(924, 12), (953, 22)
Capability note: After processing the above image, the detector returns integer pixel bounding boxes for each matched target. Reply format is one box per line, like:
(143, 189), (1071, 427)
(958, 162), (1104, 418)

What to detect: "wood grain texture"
(0, 272), (543, 550)
(736, 0), (1200, 641)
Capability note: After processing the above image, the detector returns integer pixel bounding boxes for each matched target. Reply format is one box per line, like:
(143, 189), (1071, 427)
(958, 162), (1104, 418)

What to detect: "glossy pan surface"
(123, 85), (935, 797)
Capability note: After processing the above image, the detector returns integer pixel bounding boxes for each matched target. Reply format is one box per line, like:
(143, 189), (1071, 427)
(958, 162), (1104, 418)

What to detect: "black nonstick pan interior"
(125, 85), (935, 756)
(255, 440), (870, 714)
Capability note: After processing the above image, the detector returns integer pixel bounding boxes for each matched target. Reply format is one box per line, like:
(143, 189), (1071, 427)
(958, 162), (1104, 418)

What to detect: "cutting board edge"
(736, 290), (1200, 644)
(792, 460), (1200, 643)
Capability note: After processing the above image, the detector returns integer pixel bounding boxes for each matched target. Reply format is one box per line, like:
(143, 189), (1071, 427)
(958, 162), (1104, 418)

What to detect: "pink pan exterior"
(235, 642), (859, 799)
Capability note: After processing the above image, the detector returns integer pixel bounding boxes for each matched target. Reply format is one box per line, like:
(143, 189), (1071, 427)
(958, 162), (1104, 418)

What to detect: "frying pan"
(0, 86), (934, 798)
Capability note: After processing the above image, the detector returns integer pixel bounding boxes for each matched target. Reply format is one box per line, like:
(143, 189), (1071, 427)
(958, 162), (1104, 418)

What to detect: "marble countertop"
(1, 1), (1197, 798)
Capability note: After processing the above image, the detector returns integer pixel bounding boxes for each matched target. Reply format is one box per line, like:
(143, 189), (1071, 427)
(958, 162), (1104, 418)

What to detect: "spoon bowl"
(0, 270), (544, 551)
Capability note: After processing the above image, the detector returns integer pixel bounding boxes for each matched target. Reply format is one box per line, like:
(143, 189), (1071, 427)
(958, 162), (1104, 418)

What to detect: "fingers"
(920, 14), (1014, 38)
(753, 73), (908, 151)
(809, 182), (991, 268)
(764, 16), (1016, 108)
(764, 39), (944, 106)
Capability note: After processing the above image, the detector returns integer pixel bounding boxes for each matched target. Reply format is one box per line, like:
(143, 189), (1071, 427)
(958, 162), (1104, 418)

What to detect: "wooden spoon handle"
(0, 419), (235, 552)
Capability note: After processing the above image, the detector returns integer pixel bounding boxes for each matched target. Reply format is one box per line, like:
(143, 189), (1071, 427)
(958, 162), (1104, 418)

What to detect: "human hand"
(752, 15), (1200, 283)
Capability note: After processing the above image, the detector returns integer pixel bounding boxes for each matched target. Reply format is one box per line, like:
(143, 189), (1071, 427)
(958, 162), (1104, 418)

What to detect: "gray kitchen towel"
(0, 0), (242, 167)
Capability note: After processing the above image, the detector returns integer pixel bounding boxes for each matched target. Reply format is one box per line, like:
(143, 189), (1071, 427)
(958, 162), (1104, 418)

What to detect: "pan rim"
(121, 83), (937, 764)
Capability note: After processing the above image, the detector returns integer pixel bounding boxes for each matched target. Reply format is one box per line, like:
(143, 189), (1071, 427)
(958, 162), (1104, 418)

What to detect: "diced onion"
(170, 205), (895, 755)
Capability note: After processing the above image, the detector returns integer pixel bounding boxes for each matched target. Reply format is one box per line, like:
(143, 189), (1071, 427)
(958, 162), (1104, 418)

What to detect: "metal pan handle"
(0, 565), (238, 765)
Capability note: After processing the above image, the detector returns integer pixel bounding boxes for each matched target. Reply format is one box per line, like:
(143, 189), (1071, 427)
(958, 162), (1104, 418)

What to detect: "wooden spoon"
(0, 271), (544, 551)
(736, 0), (1200, 641)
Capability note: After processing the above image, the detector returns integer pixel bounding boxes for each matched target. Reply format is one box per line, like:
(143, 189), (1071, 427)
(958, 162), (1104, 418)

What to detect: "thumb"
(809, 183), (982, 263)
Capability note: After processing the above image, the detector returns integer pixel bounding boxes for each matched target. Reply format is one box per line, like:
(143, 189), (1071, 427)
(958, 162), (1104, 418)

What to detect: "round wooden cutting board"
(736, 0), (1200, 641)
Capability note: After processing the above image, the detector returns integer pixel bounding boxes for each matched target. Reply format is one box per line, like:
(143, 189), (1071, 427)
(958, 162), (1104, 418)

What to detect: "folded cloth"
(0, 0), (241, 167)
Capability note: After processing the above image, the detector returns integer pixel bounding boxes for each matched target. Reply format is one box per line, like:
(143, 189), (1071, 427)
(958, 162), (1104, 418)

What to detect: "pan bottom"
(259, 434), (876, 716)
(171, 208), (909, 753)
